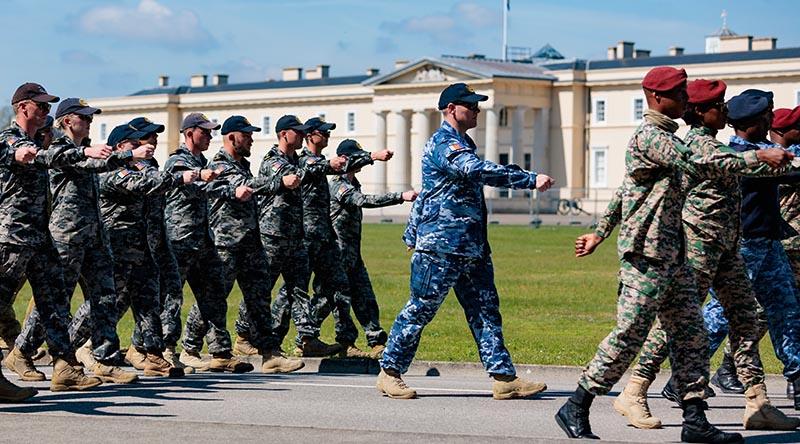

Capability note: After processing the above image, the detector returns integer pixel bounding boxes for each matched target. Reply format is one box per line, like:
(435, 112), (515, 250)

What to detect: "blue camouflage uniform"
(381, 120), (542, 376)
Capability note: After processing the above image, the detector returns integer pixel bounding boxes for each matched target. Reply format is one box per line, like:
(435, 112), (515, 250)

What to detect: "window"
(499, 107), (509, 127)
(262, 116), (271, 135)
(796, 90), (800, 106)
(632, 97), (644, 122)
(99, 123), (107, 141)
(594, 99), (606, 124)
(211, 118), (219, 138)
(590, 146), (608, 188)
(346, 112), (355, 132)
(524, 153), (531, 171)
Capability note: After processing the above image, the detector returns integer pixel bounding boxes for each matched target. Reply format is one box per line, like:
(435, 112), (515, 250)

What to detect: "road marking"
(269, 381), (491, 394)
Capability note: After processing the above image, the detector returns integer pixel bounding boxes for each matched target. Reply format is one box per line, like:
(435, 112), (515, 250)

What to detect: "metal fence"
(485, 187), (617, 229)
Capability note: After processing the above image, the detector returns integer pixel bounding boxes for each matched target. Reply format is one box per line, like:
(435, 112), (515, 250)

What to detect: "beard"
(234, 144), (251, 158)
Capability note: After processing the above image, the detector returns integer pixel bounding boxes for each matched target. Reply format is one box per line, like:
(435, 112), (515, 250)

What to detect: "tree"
(0, 105), (13, 130)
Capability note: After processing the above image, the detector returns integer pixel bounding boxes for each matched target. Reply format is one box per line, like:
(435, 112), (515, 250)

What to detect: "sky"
(3, 0), (798, 103)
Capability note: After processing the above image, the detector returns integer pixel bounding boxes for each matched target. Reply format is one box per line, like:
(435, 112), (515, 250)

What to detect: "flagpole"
(502, 0), (508, 61)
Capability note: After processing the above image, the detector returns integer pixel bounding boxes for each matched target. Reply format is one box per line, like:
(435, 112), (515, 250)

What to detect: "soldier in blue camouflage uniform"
(557, 68), (794, 443)
(184, 115), (302, 373)
(379, 83), (553, 402)
(0, 83), (104, 398)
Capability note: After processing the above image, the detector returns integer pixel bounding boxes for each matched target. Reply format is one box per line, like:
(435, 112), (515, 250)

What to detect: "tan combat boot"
(0, 335), (17, 353)
(233, 335), (259, 356)
(376, 368), (416, 399)
(210, 351), (254, 373)
(124, 347), (147, 370)
(743, 383), (800, 430)
(261, 349), (304, 374)
(370, 344), (386, 359)
(164, 346), (194, 374)
(492, 374), (547, 400)
(179, 350), (210, 372)
(93, 362), (139, 384)
(338, 341), (371, 358)
(3, 348), (45, 381)
(0, 368), (37, 402)
(75, 341), (98, 372)
(299, 337), (342, 357)
(143, 352), (184, 377)
(613, 375), (662, 429)
(50, 357), (103, 391)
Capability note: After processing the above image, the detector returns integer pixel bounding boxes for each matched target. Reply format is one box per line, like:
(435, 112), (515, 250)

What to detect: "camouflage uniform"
(165, 145), (234, 355)
(780, 144), (800, 284)
(578, 111), (767, 400)
(382, 120), (539, 376)
(16, 134), (132, 362)
(183, 148), (281, 353)
(0, 122), (89, 359)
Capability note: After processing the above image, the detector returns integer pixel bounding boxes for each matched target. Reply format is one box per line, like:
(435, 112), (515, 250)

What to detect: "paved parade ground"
(1, 358), (799, 444)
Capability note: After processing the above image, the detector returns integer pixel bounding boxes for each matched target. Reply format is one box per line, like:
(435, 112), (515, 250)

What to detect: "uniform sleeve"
(255, 158), (294, 196)
(301, 156), (338, 179)
(104, 169), (184, 196)
(595, 186), (623, 239)
(343, 151), (374, 173)
(403, 195), (423, 247)
(436, 139), (538, 189)
(339, 186), (404, 209)
(65, 150), (133, 173)
(33, 144), (88, 168)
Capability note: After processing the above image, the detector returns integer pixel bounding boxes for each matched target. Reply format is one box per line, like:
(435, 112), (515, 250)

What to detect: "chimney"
(616, 41), (634, 59)
(719, 35), (753, 53)
(394, 60), (410, 69)
(607, 46), (616, 60)
(190, 74), (207, 87)
(282, 67), (303, 81)
(669, 46), (684, 56)
(752, 37), (777, 51)
(467, 53), (485, 59)
(158, 75), (169, 87)
(305, 64), (330, 80)
(212, 74), (228, 86)
(366, 68), (380, 76)
(633, 49), (650, 58)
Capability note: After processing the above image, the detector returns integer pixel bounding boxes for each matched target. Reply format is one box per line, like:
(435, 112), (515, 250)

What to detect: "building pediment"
(364, 58), (485, 87)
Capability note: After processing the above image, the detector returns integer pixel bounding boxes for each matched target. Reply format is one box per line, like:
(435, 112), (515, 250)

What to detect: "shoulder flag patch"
(449, 142), (465, 152)
(117, 169), (131, 178)
(215, 164), (231, 173)
(271, 161), (283, 172)
(306, 156), (318, 164)
(7, 137), (17, 146)
(174, 160), (188, 167)
(134, 161), (149, 170)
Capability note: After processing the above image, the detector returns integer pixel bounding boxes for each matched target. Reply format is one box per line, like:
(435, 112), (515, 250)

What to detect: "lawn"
(10, 224), (783, 374)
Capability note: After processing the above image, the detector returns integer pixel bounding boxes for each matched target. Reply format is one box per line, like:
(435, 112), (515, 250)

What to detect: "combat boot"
(743, 383), (800, 430)
(661, 377), (709, 409)
(370, 344), (385, 359)
(75, 341), (98, 372)
(711, 354), (745, 394)
(298, 337), (342, 357)
(555, 386), (599, 439)
(681, 398), (744, 444)
(492, 374), (547, 400)
(233, 335), (259, 356)
(164, 346), (194, 374)
(3, 348), (45, 381)
(0, 368), (37, 402)
(338, 341), (371, 358)
(179, 350), (210, 372)
(50, 357), (102, 391)
(143, 352), (184, 378)
(787, 380), (794, 400)
(0, 335), (17, 354)
(376, 368), (416, 399)
(210, 351), (254, 373)
(613, 375), (662, 429)
(792, 374), (800, 410)
(124, 347), (147, 370)
(261, 349), (304, 374)
(93, 362), (139, 384)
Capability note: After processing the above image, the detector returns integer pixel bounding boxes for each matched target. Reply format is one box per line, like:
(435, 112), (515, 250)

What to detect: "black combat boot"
(681, 399), (744, 444)
(792, 374), (800, 410)
(662, 377), (709, 409)
(788, 379), (795, 401)
(555, 386), (600, 440)
(710, 353), (745, 394)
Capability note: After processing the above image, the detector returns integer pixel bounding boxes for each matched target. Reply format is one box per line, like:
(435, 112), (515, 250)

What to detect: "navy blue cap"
(437, 83), (488, 110)
(221, 115), (261, 135)
(336, 139), (367, 157)
(305, 117), (336, 132)
(741, 89), (774, 103)
(727, 94), (770, 121)
(107, 124), (149, 147)
(55, 98), (101, 119)
(181, 112), (220, 132)
(276, 115), (311, 133)
(129, 117), (165, 134)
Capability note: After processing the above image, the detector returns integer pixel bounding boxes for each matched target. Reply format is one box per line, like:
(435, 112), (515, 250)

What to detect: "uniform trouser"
(132, 238), (184, 348)
(786, 249), (800, 287)
(236, 235), (316, 343)
(185, 237), (278, 353)
(703, 291), (768, 358)
(0, 241), (73, 359)
(173, 239), (233, 354)
(631, 242), (764, 389)
(0, 304), (20, 344)
(579, 255), (708, 400)
(381, 251), (515, 375)
(290, 237), (358, 345)
(340, 255), (387, 347)
(18, 236), (121, 362)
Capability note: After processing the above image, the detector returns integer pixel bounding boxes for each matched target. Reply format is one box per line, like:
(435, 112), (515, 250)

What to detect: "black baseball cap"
(181, 112), (221, 132)
(129, 117), (165, 134)
(437, 83), (488, 110)
(221, 115), (261, 135)
(107, 124), (148, 147)
(55, 98), (102, 119)
(336, 139), (368, 157)
(276, 115), (311, 133)
(305, 117), (336, 132)
(12, 82), (59, 105)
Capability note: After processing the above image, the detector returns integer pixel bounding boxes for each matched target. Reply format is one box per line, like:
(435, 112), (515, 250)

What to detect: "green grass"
(10, 224), (783, 374)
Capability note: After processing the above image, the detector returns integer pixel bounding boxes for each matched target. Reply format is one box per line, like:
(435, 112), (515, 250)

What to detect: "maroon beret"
(772, 107), (800, 130)
(642, 66), (687, 92)
(687, 79), (726, 105)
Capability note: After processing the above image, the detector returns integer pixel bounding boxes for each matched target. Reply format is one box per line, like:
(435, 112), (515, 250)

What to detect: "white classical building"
(88, 30), (800, 216)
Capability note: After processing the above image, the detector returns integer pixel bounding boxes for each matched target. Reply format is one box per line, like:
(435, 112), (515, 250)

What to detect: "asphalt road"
(1, 359), (799, 444)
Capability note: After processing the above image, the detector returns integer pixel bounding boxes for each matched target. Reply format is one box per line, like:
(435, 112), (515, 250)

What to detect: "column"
(510, 105), (527, 166)
(411, 109), (431, 191)
(533, 107), (550, 174)
(371, 110), (388, 193)
(391, 110), (411, 191)
(484, 106), (500, 198)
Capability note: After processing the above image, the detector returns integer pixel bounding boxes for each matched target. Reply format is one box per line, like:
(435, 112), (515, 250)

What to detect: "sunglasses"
(77, 114), (93, 122)
(33, 102), (51, 112)
(454, 101), (480, 111)
(316, 131), (330, 138)
(713, 102), (728, 113)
